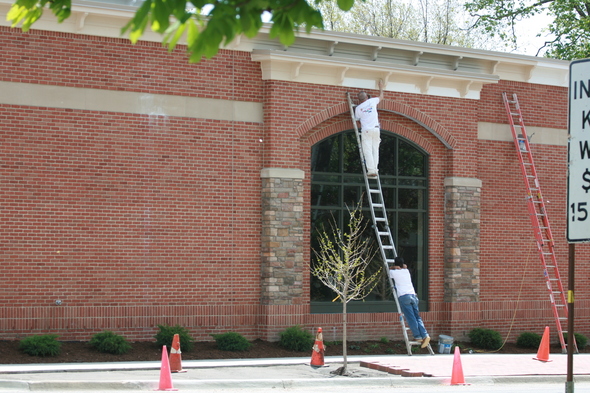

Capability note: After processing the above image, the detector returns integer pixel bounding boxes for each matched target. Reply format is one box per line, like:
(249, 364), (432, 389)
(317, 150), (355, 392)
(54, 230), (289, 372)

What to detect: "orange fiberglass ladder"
(346, 91), (434, 356)
(502, 92), (576, 354)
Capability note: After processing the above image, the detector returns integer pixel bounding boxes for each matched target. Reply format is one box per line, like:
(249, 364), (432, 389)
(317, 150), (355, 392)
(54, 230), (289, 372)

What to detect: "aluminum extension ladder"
(346, 92), (434, 356)
(502, 92), (577, 354)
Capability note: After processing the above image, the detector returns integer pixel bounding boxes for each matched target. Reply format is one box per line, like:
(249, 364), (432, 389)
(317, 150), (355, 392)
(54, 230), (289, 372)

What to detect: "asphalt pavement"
(0, 352), (589, 391)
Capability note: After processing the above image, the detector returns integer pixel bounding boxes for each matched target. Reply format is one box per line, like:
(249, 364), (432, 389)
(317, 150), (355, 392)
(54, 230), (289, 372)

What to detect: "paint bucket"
(438, 335), (454, 354)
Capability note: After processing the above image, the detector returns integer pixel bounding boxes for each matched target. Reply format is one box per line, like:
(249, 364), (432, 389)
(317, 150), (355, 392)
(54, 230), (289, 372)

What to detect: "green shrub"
(19, 334), (61, 357)
(154, 324), (195, 352)
(211, 332), (251, 351)
(380, 337), (389, 344)
(89, 331), (132, 354)
(516, 332), (542, 348)
(278, 326), (314, 352)
(564, 332), (588, 350)
(468, 328), (503, 350)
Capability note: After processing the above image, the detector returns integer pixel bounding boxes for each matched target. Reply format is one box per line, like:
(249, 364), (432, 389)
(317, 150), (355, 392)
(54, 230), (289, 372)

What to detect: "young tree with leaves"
(311, 202), (381, 376)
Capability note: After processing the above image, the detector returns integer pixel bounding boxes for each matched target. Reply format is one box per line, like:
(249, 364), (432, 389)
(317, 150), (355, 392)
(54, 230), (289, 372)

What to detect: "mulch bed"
(0, 339), (564, 364)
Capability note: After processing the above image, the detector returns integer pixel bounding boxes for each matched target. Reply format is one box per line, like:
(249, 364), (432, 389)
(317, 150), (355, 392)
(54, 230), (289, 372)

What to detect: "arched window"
(310, 129), (429, 313)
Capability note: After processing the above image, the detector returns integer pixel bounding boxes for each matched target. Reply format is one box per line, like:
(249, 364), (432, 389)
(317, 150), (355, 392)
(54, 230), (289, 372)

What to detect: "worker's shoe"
(367, 173), (378, 178)
(420, 336), (431, 348)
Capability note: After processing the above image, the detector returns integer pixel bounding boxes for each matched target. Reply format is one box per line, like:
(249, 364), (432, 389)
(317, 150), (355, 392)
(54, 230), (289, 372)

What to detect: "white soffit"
(0, 0), (570, 99)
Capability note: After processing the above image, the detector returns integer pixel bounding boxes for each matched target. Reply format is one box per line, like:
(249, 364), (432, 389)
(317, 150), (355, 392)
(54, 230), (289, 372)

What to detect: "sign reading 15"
(570, 201), (588, 221)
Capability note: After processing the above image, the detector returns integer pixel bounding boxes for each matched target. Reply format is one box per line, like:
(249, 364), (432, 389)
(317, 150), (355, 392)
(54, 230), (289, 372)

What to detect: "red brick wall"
(1, 27), (265, 340)
(0, 27), (262, 101)
(1, 26), (589, 343)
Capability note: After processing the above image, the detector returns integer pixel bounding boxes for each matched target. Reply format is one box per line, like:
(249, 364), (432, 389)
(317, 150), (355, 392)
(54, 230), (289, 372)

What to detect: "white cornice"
(251, 49), (499, 98)
(0, 0), (570, 99)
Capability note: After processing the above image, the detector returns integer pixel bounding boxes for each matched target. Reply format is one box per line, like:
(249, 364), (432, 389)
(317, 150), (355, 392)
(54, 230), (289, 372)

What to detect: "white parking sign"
(568, 58), (590, 243)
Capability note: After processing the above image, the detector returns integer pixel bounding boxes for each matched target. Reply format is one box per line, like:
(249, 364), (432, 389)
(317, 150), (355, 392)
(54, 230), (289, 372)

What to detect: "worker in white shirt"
(354, 79), (385, 178)
(389, 256), (431, 348)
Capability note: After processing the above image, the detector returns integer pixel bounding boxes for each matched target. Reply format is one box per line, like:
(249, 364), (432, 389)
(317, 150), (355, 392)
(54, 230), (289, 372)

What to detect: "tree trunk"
(342, 299), (348, 374)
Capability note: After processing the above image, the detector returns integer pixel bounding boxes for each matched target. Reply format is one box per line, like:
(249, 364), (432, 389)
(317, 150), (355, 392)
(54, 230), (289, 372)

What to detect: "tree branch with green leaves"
(6, 0), (358, 62)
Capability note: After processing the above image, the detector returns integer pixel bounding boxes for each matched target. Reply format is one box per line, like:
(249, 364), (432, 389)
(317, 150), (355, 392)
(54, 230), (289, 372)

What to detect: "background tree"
(311, 201), (381, 376)
(315, 0), (502, 50)
(465, 0), (590, 59)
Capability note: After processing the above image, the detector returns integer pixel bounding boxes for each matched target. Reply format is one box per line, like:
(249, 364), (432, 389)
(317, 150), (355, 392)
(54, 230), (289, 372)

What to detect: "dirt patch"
(0, 339), (577, 364)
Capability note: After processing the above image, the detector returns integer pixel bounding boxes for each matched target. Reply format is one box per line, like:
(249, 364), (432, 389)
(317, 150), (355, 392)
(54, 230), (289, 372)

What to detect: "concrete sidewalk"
(0, 353), (589, 391)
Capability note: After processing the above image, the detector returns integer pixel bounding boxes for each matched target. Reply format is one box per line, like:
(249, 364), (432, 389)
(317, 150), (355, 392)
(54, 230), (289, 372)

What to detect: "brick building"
(1, 0), (589, 344)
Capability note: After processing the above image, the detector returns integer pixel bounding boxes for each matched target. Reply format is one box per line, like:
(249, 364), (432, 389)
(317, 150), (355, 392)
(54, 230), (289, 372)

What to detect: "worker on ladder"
(354, 79), (385, 178)
(389, 256), (431, 349)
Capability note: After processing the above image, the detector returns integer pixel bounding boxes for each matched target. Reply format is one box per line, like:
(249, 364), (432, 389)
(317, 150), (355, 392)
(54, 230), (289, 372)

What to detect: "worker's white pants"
(362, 127), (380, 174)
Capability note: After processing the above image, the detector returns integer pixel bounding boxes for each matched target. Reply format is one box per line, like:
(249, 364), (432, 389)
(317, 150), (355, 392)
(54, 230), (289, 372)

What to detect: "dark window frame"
(310, 129), (429, 313)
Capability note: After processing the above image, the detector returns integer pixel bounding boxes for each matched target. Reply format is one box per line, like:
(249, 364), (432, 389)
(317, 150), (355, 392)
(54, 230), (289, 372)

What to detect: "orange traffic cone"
(534, 326), (552, 362)
(169, 334), (186, 373)
(310, 327), (325, 367)
(450, 346), (467, 385)
(156, 345), (178, 391)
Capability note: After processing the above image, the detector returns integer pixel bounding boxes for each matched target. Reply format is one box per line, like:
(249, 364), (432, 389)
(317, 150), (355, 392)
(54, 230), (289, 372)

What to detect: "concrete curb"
(2, 354), (590, 391)
(4, 374), (590, 391)
(0, 377), (494, 391)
